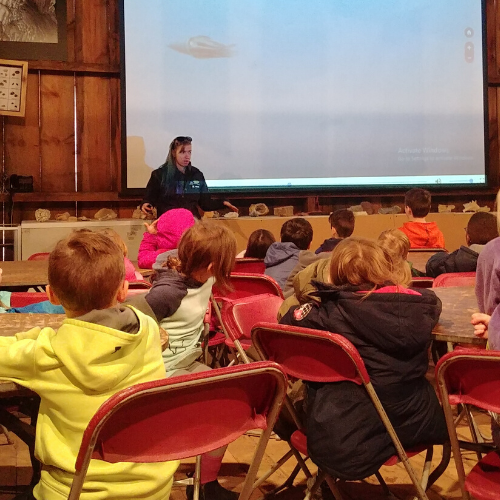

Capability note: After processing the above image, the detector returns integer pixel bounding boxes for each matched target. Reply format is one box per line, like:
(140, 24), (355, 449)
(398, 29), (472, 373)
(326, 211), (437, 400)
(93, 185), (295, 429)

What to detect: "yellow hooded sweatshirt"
(0, 305), (179, 500)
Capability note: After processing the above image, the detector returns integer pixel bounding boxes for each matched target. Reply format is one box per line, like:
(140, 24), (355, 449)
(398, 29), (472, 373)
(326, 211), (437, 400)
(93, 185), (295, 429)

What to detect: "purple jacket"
(475, 237), (500, 349)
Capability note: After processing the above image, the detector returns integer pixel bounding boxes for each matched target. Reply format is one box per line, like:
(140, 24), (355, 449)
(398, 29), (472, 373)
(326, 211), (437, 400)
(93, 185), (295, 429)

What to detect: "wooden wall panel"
(76, 76), (113, 192)
(4, 72), (41, 189)
(75, 0), (111, 64)
(39, 74), (75, 192)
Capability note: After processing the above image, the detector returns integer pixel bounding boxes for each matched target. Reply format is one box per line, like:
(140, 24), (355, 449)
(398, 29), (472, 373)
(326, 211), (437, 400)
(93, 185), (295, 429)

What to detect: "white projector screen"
(121, 0), (488, 193)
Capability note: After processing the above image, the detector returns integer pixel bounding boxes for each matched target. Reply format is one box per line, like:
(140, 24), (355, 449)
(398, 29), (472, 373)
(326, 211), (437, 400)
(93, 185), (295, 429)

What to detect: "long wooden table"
(0, 260), (151, 288)
(432, 286), (485, 346)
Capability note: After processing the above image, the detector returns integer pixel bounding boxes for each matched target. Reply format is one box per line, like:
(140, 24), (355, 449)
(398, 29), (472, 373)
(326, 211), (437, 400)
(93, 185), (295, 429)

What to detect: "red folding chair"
(68, 362), (288, 500)
(436, 349), (500, 500)
(220, 294), (283, 363)
(233, 258), (266, 274)
(432, 272), (476, 288)
(10, 292), (49, 308)
(411, 277), (434, 288)
(210, 273), (284, 364)
(252, 322), (450, 500)
(27, 253), (50, 261)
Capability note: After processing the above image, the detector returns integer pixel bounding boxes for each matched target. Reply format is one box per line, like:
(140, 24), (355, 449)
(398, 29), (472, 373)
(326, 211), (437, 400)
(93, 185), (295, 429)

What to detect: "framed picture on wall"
(0, 59), (28, 117)
(0, 1), (67, 61)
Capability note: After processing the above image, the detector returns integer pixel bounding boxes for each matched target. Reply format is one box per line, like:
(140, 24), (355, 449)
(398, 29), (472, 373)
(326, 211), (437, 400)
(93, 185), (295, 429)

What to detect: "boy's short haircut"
(280, 217), (313, 250)
(48, 231), (125, 312)
(329, 209), (355, 238)
(467, 212), (499, 245)
(405, 188), (432, 218)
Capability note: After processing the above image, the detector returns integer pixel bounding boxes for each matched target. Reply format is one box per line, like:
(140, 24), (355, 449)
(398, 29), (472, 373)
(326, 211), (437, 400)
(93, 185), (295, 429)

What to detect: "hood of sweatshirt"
(49, 305), (156, 393)
(264, 242), (300, 268)
(156, 208), (195, 250)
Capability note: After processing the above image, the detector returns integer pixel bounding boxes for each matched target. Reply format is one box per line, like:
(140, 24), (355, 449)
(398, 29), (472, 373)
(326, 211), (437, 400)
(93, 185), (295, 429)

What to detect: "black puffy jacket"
(280, 282), (448, 480)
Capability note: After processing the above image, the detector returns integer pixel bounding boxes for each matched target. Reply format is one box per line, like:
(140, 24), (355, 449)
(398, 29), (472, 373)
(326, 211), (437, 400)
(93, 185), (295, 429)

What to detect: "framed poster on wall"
(0, 0), (67, 61)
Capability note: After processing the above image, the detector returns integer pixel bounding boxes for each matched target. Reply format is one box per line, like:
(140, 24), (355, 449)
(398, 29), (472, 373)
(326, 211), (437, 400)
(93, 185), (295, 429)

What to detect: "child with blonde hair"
(377, 228), (412, 286)
(0, 231), (178, 500)
(280, 237), (447, 482)
(99, 227), (144, 281)
(129, 220), (238, 500)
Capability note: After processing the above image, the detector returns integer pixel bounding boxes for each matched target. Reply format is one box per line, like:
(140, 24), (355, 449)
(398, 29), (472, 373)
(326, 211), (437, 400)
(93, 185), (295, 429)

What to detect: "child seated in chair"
(0, 231), (178, 500)
(315, 208), (355, 254)
(236, 228), (275, 258)
(426, 212), (498, 278)
(399, 188), (445, 249)
(138, 208), (195, 269)
(264, 217), (315, 290)
(127, 220), (240, 500)
(471, 192), (500, 447)
(280, 237), (448, 481)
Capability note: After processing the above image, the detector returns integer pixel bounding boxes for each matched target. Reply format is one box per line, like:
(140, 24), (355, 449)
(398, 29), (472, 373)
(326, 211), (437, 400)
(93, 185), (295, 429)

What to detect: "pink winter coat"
(137, 209), (196, 269)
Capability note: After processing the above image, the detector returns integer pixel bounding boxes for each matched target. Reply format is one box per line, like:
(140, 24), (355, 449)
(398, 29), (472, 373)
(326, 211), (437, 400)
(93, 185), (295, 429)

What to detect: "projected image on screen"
(123, 0), (487, 191)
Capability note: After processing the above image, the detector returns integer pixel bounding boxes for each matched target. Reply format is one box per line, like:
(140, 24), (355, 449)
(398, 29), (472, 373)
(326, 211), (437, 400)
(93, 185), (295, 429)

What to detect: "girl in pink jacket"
(137, 208), (196, 268)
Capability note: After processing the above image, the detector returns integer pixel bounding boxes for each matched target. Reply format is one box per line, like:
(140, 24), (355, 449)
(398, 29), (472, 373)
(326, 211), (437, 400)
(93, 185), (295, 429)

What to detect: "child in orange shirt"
(399, 188), (445, 249)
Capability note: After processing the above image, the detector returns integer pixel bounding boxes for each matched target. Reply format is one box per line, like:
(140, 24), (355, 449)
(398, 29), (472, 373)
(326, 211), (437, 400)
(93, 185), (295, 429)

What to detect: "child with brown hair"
(129, 220), (238, 500)
(426, 211), (498, 278)
(399, 188), (445, 248)
(237, 228), (276, 259)
(280, 237), (447, 482)
(315, 208), (355, 254)
(0, 231), (178, 500)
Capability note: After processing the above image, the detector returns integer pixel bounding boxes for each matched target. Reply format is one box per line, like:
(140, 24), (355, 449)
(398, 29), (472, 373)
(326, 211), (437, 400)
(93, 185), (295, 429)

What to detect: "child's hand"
(159, 327), (169, 351)
(471, 312), (491, 339)
(144, 219), (158, 235)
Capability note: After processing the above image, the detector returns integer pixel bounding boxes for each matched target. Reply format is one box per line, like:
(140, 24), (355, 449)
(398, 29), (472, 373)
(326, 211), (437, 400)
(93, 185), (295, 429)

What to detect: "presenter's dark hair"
(280, 218), (313, 250)
(405, 188), (431, 218)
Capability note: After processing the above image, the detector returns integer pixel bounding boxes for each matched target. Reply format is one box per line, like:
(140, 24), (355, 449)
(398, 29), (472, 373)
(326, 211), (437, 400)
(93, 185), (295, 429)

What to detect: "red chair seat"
(290, 429), (307, 455)
(383, 446), (427, 466)
(225, 338), (252, 350)
(206, 331), (226, 347)
(466, 450), (500, 500)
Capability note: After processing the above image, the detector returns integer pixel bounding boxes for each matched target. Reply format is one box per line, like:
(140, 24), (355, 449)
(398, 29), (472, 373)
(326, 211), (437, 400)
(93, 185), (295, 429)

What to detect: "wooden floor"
(0, 411), (491, 499)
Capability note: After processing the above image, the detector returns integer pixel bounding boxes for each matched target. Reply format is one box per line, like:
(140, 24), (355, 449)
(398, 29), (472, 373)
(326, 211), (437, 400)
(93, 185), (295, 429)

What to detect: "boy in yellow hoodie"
(0, 231), (179, 500)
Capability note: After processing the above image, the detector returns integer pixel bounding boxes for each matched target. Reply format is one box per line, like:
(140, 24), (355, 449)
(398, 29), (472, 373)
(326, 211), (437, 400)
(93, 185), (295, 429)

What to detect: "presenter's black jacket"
(143, 163), (226, 218)
(280, 282), (448, 481)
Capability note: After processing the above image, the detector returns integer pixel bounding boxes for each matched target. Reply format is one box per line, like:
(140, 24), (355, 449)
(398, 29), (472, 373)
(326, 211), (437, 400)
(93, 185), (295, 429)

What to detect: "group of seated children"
(1, 185), (495, 500)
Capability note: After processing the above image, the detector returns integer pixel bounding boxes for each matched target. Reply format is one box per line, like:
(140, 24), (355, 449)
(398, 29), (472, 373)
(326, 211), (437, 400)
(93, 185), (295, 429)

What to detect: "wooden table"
(432, 286), (485, 346)
(0, 260), (49, 288)
(0, 260), (152, 288)
(408, 251), (444, 274)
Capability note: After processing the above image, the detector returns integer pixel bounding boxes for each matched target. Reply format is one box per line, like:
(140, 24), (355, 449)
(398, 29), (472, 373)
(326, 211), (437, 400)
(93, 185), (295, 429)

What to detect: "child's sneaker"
(186, 479), (239, 500)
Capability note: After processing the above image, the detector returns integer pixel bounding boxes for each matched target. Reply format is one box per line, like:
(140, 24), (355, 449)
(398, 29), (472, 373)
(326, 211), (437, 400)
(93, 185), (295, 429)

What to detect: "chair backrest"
(10, 292), (49, 308)
(251, 322), (369, 385)
(213, 273), (284, 300)
(69, 361), (287, 500)
(27, 252), (50, 261)
(432, 272), (476, 288)
(410, 277), (434, 288)
(127, 280), (152, 290)
(220, 294), (283, 341)
(408, 248), (447, 253)
(435, 349), (500, 412)
(233, 258), (266, 274)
